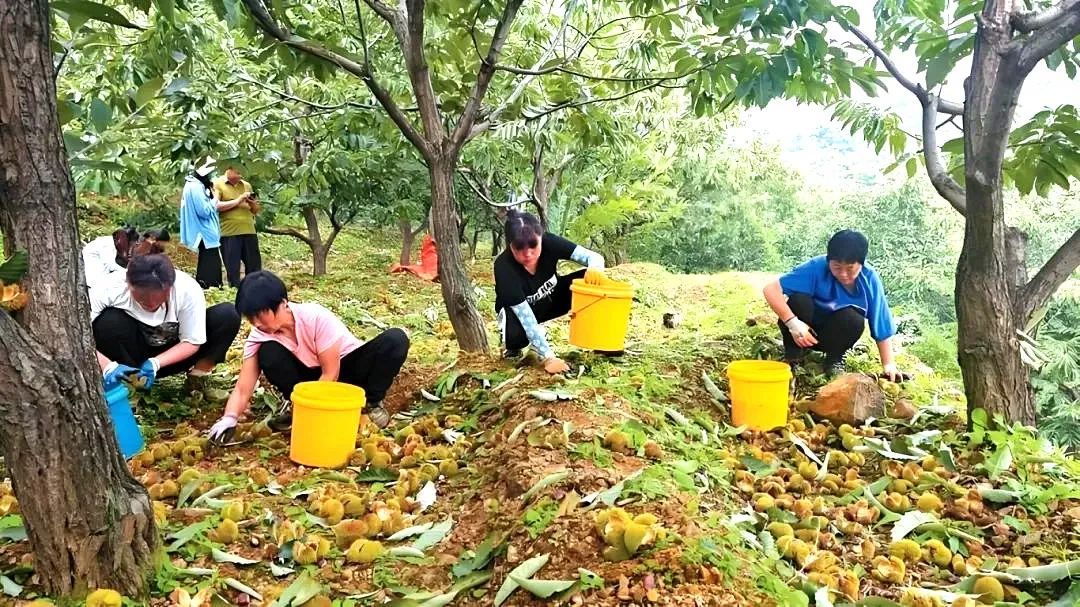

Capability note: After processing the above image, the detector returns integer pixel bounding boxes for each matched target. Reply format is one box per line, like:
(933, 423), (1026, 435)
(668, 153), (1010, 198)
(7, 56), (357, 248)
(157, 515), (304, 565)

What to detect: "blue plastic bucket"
(104, 384), (144, 458)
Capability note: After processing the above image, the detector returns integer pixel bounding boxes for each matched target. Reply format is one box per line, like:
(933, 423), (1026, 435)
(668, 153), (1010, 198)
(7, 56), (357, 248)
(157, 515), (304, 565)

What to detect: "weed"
(522, 497), (560, 539)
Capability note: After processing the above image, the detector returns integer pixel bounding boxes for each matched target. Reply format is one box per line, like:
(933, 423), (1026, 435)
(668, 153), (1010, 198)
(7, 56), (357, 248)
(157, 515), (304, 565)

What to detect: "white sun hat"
(195, 155), (217, 176)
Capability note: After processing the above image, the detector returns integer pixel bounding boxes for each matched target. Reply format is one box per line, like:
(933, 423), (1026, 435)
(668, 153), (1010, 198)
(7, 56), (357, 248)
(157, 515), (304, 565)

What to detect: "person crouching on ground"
(494, 210), (606, 374)
(92, 253), (241, 394)
(762, 229), (904, 381)
(207, 271), (410, 443)
(83, 226), (170, 285)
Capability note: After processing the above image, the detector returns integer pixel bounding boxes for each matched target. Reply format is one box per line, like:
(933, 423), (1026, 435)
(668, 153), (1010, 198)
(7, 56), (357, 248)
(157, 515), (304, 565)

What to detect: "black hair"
(504, 210), (543, 250)
(235, 271), (288, 318)
(143, 228), (170, 242)
(193, 170), (214, 192)
(827, 230), (869, 264)
(126, 254), (176, 291)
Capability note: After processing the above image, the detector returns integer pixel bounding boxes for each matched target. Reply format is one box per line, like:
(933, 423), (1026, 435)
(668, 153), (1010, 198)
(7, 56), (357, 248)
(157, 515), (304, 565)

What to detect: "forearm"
(216, 198), (242, 212)
(223, 357), (261, 418)
(570, 246), (605, 269)
(876, 338), (895, 367)
(510, 302), (555, 360)
(154, 342), (201, 367)
(763, 281), (795, 321)
(96, 350), (112, 371)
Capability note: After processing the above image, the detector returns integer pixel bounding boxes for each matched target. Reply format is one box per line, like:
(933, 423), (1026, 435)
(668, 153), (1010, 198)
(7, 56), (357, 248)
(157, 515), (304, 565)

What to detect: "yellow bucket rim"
(292, 381), (366, 411)
(570, 279), (634, 299)
(726, 360), (792, 381)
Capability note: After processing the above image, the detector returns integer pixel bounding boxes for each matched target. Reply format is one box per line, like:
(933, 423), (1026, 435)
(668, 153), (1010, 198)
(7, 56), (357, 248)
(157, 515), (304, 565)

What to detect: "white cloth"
(82, 235), (123, 286)
(89, 270), (208, 345)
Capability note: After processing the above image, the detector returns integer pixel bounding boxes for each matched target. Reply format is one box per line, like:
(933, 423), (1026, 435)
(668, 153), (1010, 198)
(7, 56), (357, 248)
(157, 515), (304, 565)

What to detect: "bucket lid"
(292, 381), (366, 411)
(570, 278), (634, 299)
(726, 360), (792, 380)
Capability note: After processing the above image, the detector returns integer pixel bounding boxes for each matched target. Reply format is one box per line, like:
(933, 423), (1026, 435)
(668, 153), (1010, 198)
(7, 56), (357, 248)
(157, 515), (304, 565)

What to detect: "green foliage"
(1033, 297), (1080, 452)
(521, 498), (559, 539)
(907, 322), (961, 379)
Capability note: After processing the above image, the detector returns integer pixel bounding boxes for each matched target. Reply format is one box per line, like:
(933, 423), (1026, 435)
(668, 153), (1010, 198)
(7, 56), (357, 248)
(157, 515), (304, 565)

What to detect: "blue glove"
(102, 362), (138, 389)
(135, 358), (161, 390)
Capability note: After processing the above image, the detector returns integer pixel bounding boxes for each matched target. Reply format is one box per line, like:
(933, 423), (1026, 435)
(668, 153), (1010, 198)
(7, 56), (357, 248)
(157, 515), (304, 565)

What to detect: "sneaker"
(367, 402), (390, 429)
(503, 348), (523, 359)
(268, 400), (293, 432)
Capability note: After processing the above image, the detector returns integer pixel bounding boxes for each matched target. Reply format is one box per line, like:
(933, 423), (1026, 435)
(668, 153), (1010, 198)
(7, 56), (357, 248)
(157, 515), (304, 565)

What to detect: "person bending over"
(92, 254), (241, 394)
(494, 210), (606, 374)
(762, 229), (903, 381)
(82, 226), (169, 285)
(207, 271), (410, 443)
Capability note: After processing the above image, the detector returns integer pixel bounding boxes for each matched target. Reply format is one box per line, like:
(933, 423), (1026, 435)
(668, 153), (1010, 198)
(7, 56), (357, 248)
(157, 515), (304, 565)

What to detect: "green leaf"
(135, 77), (164, 107)
(354, 467), (398, 483)
(413, 517), (453, 551)
(520, 470), (569, 501)
(89, 98), (112, 131)
(452, 533), (502, 578)
(51, 0), (144, 29)
(510, 575), (575, 598)
(270, 562), (295, 577)
(494, 553), (550, 606)
(1007, 558), (1080, 582)
(417, 591), (459, 607)
(271, 571), (323, 607)
(163, 77), (191, 95)
(212, 548), (260, 565)
(0, 251), (29, 284)
(176, 476), (204, 508)
(740, 455), (780, 477)
(1049, 580), (1080, 607)
(891, 511), (939, 542)
(0, 575), (21, 597)
(166, 520), (213, 552)
(986, 444), (1013, 480)
(155, 0), (175, 21)
(386, 522), (434, 542)
(925, 56), (954, 88)
(224, 578), (263, 601)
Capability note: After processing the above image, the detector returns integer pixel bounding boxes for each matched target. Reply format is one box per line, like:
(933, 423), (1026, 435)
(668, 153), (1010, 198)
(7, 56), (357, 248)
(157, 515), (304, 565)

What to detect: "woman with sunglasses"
(494, 210), (606, 374)
(90, 253), (241, 394)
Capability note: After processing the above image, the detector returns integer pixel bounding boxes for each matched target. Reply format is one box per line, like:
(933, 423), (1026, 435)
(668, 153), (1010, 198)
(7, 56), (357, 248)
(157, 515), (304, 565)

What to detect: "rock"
(809, 374), (885, 425)
(889, 398), (917, 420)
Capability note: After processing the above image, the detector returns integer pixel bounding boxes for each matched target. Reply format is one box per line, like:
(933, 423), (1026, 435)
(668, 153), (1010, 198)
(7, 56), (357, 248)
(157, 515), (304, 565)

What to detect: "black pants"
(500, 269), (585, 351)
(220, 234), (262, 288)
(258, 328), (410, 404)
(779, 293), (865, 363)
(196, 242), (223, 289)
(93, 304), (241, 377)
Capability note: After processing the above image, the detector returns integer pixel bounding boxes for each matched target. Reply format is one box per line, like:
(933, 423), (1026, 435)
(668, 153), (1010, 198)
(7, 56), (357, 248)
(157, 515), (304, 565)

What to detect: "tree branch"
(240, 0), (431, 157)
(450, 0), (525, 148)
(264, 225), (314, 246)
(360, 0), (399, 25)
(922, 94), (967, 215)
(1012, 0), (1078, 32)
(467, 10), (574, 141)
(847, 25), (964, 115)
(397, 0), (445, 145)
(236, 73), (383, 111)
(1022, 227), (1080, 320)
(1017, 0), (1080, 72)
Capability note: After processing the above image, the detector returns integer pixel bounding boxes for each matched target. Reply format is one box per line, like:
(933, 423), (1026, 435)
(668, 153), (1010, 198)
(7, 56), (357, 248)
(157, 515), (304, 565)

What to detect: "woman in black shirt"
(494, 211), (606, 374)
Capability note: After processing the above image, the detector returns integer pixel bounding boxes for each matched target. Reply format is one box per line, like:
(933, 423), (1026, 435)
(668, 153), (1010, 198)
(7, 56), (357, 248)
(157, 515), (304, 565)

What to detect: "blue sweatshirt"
(179, 176), (220, 251)
(779, 255), (896, 342)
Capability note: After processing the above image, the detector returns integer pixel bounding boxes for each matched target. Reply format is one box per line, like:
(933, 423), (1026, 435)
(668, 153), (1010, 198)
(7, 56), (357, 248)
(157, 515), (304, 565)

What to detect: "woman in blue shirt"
(762, 230), (904, 381)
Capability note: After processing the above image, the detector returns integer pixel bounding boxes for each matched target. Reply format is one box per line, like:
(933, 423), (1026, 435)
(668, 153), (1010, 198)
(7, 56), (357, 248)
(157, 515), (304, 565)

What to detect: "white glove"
(784, 316), (812, 338)
(208, 415), (237, 443)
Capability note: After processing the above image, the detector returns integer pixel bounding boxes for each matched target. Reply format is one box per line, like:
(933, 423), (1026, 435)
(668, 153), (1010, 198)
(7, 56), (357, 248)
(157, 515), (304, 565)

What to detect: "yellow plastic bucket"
(726, 360), (792, 431)
(290, 381), (366, 468)
(569, 278), (634, 351)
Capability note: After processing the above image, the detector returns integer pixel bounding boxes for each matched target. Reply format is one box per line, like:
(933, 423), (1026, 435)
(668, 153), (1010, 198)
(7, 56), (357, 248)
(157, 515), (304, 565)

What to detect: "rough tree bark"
(955, 1), (1034, 424)
(0, 0), (157, 595)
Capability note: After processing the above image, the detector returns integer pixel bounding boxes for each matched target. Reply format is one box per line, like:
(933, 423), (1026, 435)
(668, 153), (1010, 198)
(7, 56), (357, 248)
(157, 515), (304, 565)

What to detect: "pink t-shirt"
(243, 302), (363, 367)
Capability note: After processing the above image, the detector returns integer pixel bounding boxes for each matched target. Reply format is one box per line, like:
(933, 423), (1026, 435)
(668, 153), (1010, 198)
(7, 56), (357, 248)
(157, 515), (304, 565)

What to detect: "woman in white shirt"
(90, 253), (240, 393)
(82, 227), (169, 286)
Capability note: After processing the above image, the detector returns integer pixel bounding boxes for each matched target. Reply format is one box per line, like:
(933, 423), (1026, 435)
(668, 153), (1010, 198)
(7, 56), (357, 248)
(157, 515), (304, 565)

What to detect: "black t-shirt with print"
(494, 232), (578, 315)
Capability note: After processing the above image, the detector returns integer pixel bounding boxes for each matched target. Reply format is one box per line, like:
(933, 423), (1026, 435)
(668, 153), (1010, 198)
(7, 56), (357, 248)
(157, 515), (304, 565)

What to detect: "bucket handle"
(570, 293), (608, 319)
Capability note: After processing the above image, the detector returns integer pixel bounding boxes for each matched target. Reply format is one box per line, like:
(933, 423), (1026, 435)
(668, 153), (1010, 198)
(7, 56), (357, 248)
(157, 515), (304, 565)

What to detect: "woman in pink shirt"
(207, 271), (409, 442)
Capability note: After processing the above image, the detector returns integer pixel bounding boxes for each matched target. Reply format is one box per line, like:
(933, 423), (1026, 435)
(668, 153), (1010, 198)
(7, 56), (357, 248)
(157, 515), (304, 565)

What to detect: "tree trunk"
(956, 5), (1035, 425)
(399, 219), (416, 266)
(302, 206), (328, 276)
(470, 226), (481, 260)
(0, 0), (157, 595)
(429, 157), (488, 351)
